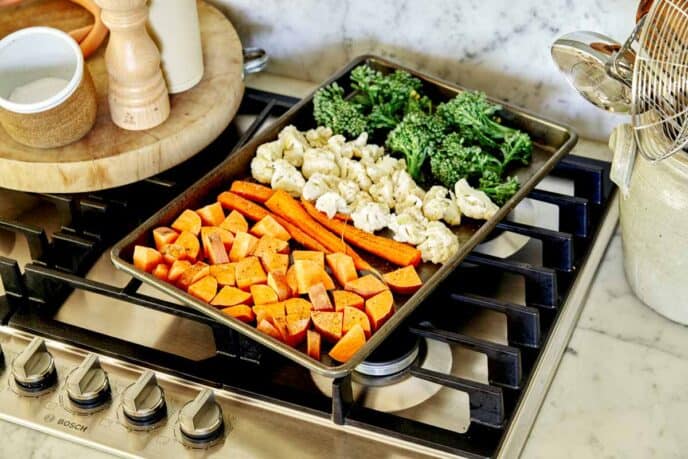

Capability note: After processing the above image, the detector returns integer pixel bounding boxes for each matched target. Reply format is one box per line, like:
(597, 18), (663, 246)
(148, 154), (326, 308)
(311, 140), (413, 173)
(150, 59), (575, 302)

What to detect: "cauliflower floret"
(357, 142), (384, 163)
(366, 156), (402, 183)
(278, 125), (309, 167)
(302, 173), (338, 201)
(305, 126), (333, 147)
(369, 176), (395, 208)
(392, 169), (425, 200)
(255, 139), (284, 161)
(336, 179), (359, 204)
(351, 202), (390, 233)
(454, 179), (499, 220)
(443, 193), (462, 226)
(421, 185), (461, 225)
(270, 159), (305, 197)
(350, 192), (373, 213)
(418, 221), (460, 264)
(315, 192), (349, 218)
(327, 134), (348, 157)
(395, 193), (424, 213)
(251, 156), (274, 184)
(338, 157), (372, 190)
(302, 148), (339, 179)
(388, 211), (428, 245)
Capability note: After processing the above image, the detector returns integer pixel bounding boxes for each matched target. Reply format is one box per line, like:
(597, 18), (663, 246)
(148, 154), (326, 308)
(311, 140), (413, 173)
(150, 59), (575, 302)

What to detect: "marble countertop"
(2, 75), (687, 459)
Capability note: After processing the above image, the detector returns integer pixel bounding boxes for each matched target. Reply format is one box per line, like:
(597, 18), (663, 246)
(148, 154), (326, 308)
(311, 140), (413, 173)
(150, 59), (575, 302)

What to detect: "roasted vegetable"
(429, 132), (501, 189)
(478, 170), (520, 206)
(313, 82), (368, 137)
(385, 111), (445, 180)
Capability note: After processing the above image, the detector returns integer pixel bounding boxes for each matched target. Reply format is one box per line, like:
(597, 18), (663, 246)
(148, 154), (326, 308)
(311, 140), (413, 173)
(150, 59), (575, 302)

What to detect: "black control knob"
(12, 337), (57, 394)
(178, 389), (225, 447)
(66, 354), (111, 410)
(122, 370), (167, 427)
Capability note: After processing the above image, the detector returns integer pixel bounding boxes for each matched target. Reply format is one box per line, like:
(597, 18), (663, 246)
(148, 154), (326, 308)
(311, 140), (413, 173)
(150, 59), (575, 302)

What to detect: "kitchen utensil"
(148, 0), (204, 94)
(96, 0), (170, 130)
(111, 54), (578, 379)
(0, 26), (97, 148)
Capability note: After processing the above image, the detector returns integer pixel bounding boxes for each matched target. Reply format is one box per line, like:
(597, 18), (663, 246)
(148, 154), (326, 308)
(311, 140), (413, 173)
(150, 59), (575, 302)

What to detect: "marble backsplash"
(211, 0), (637, 141)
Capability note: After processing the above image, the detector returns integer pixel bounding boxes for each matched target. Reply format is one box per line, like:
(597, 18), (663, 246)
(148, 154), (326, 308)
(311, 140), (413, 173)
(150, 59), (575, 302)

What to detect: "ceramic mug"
(0, 27), (97, 148)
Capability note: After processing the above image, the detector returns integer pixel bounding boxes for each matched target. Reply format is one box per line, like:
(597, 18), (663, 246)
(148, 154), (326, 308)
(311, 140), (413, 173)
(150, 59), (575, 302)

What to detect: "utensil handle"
(243, 48), (268, 76)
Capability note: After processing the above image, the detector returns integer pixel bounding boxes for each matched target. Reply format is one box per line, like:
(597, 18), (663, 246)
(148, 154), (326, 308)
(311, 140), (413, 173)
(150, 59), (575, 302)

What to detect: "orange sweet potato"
(321, 270), (336, 290)
(168, 260), (192, 283)
(382, 266), (423, 294)
(201, 228), (229, 265)
(260, 252), (289, 276)
(229, 181), (274, 203)
(257, 319), (282, 341)
(250, 215), (291, 241)
(326, 253), (358, 287)
(235, 256), (267, 290)
(188, 276), (217, 303)
(308, 283), (333, 311)
(253, 301), (285, 324)
(328, 324), (366, 363)
(311, 311), (343, 343)
(220, 210), (249, 234)
(177, 262), (210, 290)
(160, 243), (187, 265)
(152, 227), (178, 250)
(211, 286), (252, 307)
(201, 227), (234, 255)
(250, 284), (279, 305)
(292, 260), (323, 295)
(267, 271), (292, 300)
(285, 317), (310, 347)
(253, 236), (290, 259)
(286, 265), (299, 296)
(343, 306), (371, 338)
(176, 231), (201, 263)
(345, 274), (388, 299)
(365, 289), (394, 331)
(196, 202), (225, 227)
(229, 232), (259, 262)
(133, 246), (162, 273)
(172, 209), (202, 236)
(152, 263), (169, 281)
(284, 297), (312, 320)
(332, 290), (364, 311)
(221, 305), (255, 323)
(307, 330), (321, 361)
(292, 250), (324, 269)
(209, 263), (236, 286)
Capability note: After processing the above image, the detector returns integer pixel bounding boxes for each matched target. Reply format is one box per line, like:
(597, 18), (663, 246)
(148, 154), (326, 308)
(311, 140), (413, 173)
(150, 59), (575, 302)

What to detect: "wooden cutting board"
(0, 0), (244, 193)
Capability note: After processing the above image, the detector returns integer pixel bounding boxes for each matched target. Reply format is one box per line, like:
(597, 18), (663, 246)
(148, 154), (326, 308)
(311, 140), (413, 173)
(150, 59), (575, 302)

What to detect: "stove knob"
(12, 337), (57, 393)
(178, 389), (225, 446)
(66, 353), (111, 410)
(122, 370), (167, 426)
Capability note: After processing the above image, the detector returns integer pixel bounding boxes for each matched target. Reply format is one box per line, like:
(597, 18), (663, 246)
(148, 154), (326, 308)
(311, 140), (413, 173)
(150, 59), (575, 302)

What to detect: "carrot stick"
(230, 181), (274, 203)
(302, 200), (422, 267)
(218, 191), (329, 253)
(265, 191), (372, 271)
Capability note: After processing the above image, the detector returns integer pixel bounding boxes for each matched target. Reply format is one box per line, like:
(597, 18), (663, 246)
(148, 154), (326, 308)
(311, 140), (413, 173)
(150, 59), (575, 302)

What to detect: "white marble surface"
(212, 0), (637, 141)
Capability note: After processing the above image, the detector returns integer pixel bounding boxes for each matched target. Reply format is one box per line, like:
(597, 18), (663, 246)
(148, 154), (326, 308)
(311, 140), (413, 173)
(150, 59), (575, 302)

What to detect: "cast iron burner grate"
(0, 88), (614, 458)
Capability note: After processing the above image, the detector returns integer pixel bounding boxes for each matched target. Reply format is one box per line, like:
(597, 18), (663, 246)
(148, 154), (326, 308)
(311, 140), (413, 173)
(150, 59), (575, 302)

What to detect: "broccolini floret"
(313, 82), (368, 137)
(499, 131), (533, 171)
(386, 112), (445, 181)
(478, 170), (520, 205)
(429, 133), (502, 189)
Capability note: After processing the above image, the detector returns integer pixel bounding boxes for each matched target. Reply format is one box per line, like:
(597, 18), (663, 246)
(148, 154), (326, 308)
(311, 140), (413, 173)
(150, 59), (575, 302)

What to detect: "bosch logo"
(56, 418), (88, 432)
(44, 414), (55, 423)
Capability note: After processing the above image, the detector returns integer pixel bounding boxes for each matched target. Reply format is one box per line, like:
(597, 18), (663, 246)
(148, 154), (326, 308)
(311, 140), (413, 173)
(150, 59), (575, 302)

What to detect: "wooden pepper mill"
(96, 0), (170, 130)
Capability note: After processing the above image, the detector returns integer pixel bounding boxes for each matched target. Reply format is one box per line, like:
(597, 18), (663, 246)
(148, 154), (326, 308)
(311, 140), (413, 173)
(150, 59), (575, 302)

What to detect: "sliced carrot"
(253, 236), (290, 259)
(230, 181), (274, 203)
(160, 243), (187, 265)
(382, 266), (423, 294)
(257, 319), (282, 341)
(201, 228), (230, 265)
(235, 256), (267, 290)
(302, 200), (422, 267)
(172, 209), (202, 236)
(285, 297), (312, 320)
(345, 274), (388, 299)
(250, 215), (291, 241)
(253, 301), (285, 324)
(177, 262), (210, 290)
(209, 263), (236, 286)
(250, 284), (278, 305)
(311, 311), (343, 343)
(188, 276), (217, 303)
(168, 260), (192, 282)
(220, 210), (249, 234)
(211, 286), (252, 307)
(285, 317), (310, 347)
(307, 330), (321, 360)
(292, 250), (324, 269)
(152, 227), (178, 250)
(329, 324), (366, 363)
(267, 272), (292, 300)
(261, 252), (289, 276)
(221, 305), (255, 323)
(332, 290), (364, 311)
(176, 231), (201, 263)
(365, 289), (394, 331)
(196, 202), (225, 227)
(152, 263), (169, 281)
(286, 265), (299, 296)
(326, 253), (358, 287)
(343, 306), (371, 338)
(133, 245), (162, 273)
(308, 283), (333, 311)
(229, 232), (259, 262)
(265, 191), (371, 270)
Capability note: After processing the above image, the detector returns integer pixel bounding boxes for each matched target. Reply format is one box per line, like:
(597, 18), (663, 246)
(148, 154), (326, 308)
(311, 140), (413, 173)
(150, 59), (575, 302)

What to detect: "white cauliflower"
(454, 179), (499, 220)
(336, 179), (359, 204)
(270, 159), (305, 197)
(366, 156), (402, 183)
(395, 193), (424, 213)
(388, 210), (428, 245)
(350, 192), (374, 213)
(255, 139), (284, 161)
(279, 125), (309, 167)
(422, 185), (461, 225)
(302, 148), (339, 179)
(351, 202), (390, 233)
(251, 156), (274, 184)
(327, 134), (348, 157)
(302, 173), (337, 201)
(358, 143), (385, 163)
(338, 157), (372, 191)
(315, 192), (349, 218)
(392, 169), (425, 201)
(369, 176), (395, 208)
(443, 193), (462, 226)
(305, 126), (333, 147)
(418, 221), (460, 264)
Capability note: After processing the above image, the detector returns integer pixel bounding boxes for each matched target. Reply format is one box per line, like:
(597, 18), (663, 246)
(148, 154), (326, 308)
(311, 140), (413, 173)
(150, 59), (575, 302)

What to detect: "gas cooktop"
(0, 87), (618, 458)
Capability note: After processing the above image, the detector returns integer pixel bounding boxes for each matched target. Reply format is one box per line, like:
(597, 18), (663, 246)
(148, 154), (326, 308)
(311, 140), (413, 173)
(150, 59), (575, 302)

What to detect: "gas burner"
(355, 330), (420, 377)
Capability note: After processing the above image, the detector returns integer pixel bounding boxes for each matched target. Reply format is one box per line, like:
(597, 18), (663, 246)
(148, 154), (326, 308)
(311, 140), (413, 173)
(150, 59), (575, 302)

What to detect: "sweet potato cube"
(343, 306), (371, 338)
(321, 270), (336, 290)
(172, 209), (202, 236)
(286, 265), (298, 296)
(292, 250), (324, 269)
(328, 324), (366, 363)
(201, 227), (233, 257)
(168, 260), (192, 282)
(133, 246), (162, 273)
(209, 263), (236, 286)
(311, 311), (343, 343)
(220, 210), (248, 234)
(253, 301), (285, 324)
(345, 274), (388, 299)
(235, 256), (267, 290)
(260, 252), (289, 276)
(284, 297), (312, 320)
(307, 330), (321, 360)
(257, 319), (282, 341)
(211, 286), (252, 307)
(285, 317), (310, 347)
(188, 276), (217, 303)
(196, 202), (225, 227)
(382, 266), (422, 294)
(253, 236), (290, 259)
(229, 232), (259, 262)
(326, 253), (358, 287)
(308, 283), (333, 311)
(293, 260), (324, 295)
(221, 305), (255, 323)
(176, 231), (201, 263)
(365, 290), (394, 331)
(250, 284), (278, 305)
(177, 262), (210, 290)
(152, 263), (169, 281)
(250, 215), (291, 241)
(160, 243), (187, 265)
(332, 290), (364, 311)
(201, 228), (229, 265)
(267, 272), (292, 301)
(152, 227), (178, 250)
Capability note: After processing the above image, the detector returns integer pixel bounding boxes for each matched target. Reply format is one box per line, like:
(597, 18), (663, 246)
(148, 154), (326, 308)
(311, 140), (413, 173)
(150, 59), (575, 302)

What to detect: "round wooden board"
(0, 0), (244, 193)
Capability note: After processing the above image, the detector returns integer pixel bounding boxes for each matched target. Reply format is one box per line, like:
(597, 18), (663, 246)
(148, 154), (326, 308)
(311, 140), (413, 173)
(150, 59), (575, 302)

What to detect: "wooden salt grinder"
(96, 0), (170, 130)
